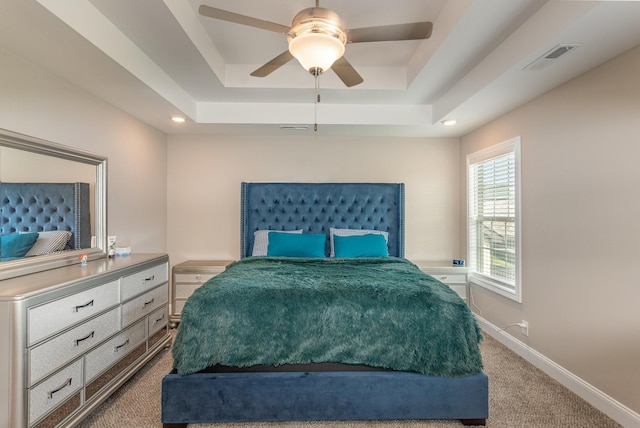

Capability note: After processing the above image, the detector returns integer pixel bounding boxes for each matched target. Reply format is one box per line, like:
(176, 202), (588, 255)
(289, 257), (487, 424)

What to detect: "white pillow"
(251, 229), (303, 256)
(329, 228), (389, 257)
(25, 230), (72, 256)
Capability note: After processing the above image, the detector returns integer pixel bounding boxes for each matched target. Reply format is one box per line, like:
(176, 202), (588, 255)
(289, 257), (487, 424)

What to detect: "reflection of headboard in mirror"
(0, 182), (91, 251)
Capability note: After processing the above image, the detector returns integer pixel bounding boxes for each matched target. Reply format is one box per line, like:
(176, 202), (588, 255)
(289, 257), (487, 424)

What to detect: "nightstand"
(170, 260), (234, 326)
(412, 260), (468, 302)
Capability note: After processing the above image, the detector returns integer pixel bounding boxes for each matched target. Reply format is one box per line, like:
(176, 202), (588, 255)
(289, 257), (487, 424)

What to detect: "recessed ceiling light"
(171, 116), (186, 123)
(441, 119), (457, 126)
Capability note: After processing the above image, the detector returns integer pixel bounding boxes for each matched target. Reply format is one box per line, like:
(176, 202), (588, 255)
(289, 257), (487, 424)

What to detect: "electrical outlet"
(519, 320), (529, 336)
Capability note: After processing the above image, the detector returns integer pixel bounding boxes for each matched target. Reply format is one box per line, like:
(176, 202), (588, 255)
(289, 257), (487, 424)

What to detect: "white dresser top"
(0, 254), (167, 301)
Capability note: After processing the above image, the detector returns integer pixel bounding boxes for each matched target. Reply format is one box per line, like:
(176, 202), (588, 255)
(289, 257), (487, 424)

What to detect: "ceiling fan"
(199, 1), (433, 87)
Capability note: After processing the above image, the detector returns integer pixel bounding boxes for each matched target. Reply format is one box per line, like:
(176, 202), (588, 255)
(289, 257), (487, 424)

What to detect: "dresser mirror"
(0, 129), (107, 280)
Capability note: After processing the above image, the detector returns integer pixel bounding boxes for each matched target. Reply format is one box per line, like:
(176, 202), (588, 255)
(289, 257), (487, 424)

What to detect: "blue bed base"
(162, 182), (488, 426)
(162, 370), (488, 425)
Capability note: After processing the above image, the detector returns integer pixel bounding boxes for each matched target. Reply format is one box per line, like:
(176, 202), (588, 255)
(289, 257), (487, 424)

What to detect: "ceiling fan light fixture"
(199, 3), (433, 87)
(288, 32), (345, 74)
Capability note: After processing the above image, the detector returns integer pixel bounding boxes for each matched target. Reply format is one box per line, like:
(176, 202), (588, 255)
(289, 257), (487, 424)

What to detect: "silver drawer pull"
(114, 339), (130, 352)
(142, 275), (155, 284)
(440, 276), (448, 280)
(143, 298), (155, 307)
(74, 331), (95, 346)
(73, 299), (94, 312)
(48, 378), (72, 399)
(153, 314), (166, 326)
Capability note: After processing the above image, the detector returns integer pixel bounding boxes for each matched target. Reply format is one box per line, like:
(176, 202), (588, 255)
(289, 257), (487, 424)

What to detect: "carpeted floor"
(76, 333), (621, 428)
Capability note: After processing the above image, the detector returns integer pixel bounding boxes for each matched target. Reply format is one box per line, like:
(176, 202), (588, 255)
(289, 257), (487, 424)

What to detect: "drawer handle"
(48, 378), (72, 399)
(153, 314), (166, 326)
(74, 331), (95, 346)
(114, 339), (130, 352)
(142, 275), (155, 284)
(439, 276), (448, 280)
(73, 299), (94, 312)
(143, 298), (155, 308)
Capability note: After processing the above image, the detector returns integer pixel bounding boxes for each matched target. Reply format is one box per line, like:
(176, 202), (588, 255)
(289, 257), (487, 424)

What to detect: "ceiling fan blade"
(331, 57), (364, 87)
(198, 5), (290, 34)
(347, 22), (433, 43)
(250, 50), (295, 77)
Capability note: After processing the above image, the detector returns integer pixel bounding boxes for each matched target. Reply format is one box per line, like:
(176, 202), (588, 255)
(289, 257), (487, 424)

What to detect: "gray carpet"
(76, 333), (621, 428)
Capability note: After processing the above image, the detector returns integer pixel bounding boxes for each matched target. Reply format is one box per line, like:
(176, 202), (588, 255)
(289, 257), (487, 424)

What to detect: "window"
(467, 137), (521, 302)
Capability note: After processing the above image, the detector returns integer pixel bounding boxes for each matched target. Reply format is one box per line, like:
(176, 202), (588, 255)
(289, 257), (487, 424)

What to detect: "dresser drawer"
(29, 359), (83, 426)
(29, 307), (120, 386)
(148, 305), (168, 337)
(121, 283), (168, 328)
(174, 271), (219, 283)
(173, 298), (186, 315)
(28, 280), (119, 346)
(85, 319), (146, 383)
(121, 262), (168, 301)
(429, 273), (467, 284)
(174, 282), (206, 299)
(448, 284), (467, 300)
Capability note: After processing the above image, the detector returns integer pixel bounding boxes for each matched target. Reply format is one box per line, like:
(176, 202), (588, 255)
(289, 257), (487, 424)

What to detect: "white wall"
(167, 134), (461, 265)
(460, 45), (640, 417)
(0, 45), (167, 254)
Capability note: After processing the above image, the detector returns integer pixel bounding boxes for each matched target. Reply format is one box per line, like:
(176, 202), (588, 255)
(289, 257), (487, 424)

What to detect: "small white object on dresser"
(0, 253), (171, 428)
(412, 260), (469, 302)
(170, 259), (234, 326)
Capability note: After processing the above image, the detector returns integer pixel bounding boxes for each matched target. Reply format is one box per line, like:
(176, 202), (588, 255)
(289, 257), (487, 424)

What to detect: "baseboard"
(476, 316), (640, 428)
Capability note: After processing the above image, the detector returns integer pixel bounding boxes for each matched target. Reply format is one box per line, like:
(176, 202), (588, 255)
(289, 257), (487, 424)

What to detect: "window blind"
(467, 137), (521, 301)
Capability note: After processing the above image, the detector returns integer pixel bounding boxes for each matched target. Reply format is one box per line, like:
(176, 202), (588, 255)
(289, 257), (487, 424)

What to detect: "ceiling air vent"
(523, 44), (580, 71)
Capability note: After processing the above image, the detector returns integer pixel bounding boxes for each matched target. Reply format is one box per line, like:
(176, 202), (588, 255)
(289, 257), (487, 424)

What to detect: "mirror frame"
(0, 129), (107, 280)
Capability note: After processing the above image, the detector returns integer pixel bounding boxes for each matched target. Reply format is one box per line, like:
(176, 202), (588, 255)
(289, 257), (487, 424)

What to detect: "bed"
(162, 182), (488, 427)
(0, 182), (91, 260)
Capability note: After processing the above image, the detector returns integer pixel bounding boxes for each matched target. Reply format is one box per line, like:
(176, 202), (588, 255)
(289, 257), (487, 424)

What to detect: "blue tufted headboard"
(0, 182), (91, 250)
(240, 182), (405, 258)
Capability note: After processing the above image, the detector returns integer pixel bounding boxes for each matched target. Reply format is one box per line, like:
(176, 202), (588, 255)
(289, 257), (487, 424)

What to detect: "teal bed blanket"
(173, 257), (483, 377)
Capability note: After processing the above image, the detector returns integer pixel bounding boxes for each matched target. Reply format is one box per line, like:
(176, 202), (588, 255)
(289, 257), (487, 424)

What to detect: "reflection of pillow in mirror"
(25, 231), (72, 256)
(252, 229), (303, 256)
(0, 232), (39, 258)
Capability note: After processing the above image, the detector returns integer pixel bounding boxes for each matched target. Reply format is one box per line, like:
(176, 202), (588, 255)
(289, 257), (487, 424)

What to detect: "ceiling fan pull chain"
(314, 74), (320, 132)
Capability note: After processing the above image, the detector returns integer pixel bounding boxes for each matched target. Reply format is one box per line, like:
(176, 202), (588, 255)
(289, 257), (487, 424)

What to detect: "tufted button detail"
(242, 183), (403, 257)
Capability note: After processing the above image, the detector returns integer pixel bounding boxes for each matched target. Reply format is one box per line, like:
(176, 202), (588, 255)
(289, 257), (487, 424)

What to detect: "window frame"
(466, 136), (522, 302)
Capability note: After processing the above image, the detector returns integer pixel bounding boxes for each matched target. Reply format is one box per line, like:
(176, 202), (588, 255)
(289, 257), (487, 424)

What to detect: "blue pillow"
(334, 234), (389, 258)
(0, 232), (39, 258)
(267, 232), (326, 258)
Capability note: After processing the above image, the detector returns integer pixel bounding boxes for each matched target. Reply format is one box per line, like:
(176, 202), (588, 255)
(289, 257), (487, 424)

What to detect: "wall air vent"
(523, 44), (581, 71)
(280, 125), (309, 131)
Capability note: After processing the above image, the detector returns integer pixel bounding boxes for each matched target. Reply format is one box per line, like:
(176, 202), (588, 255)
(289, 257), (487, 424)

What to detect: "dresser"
(170, 259), (234, 326)
(412, 260), (468, 302)
(0, 253), (171, 428)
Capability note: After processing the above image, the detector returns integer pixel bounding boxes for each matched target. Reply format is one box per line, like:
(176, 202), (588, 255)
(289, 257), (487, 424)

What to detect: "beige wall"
(0, 146), (95, 183)
(167, 135), (461, 265)
(0, 46), (167, 253)
(460, 45), (640, 415)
